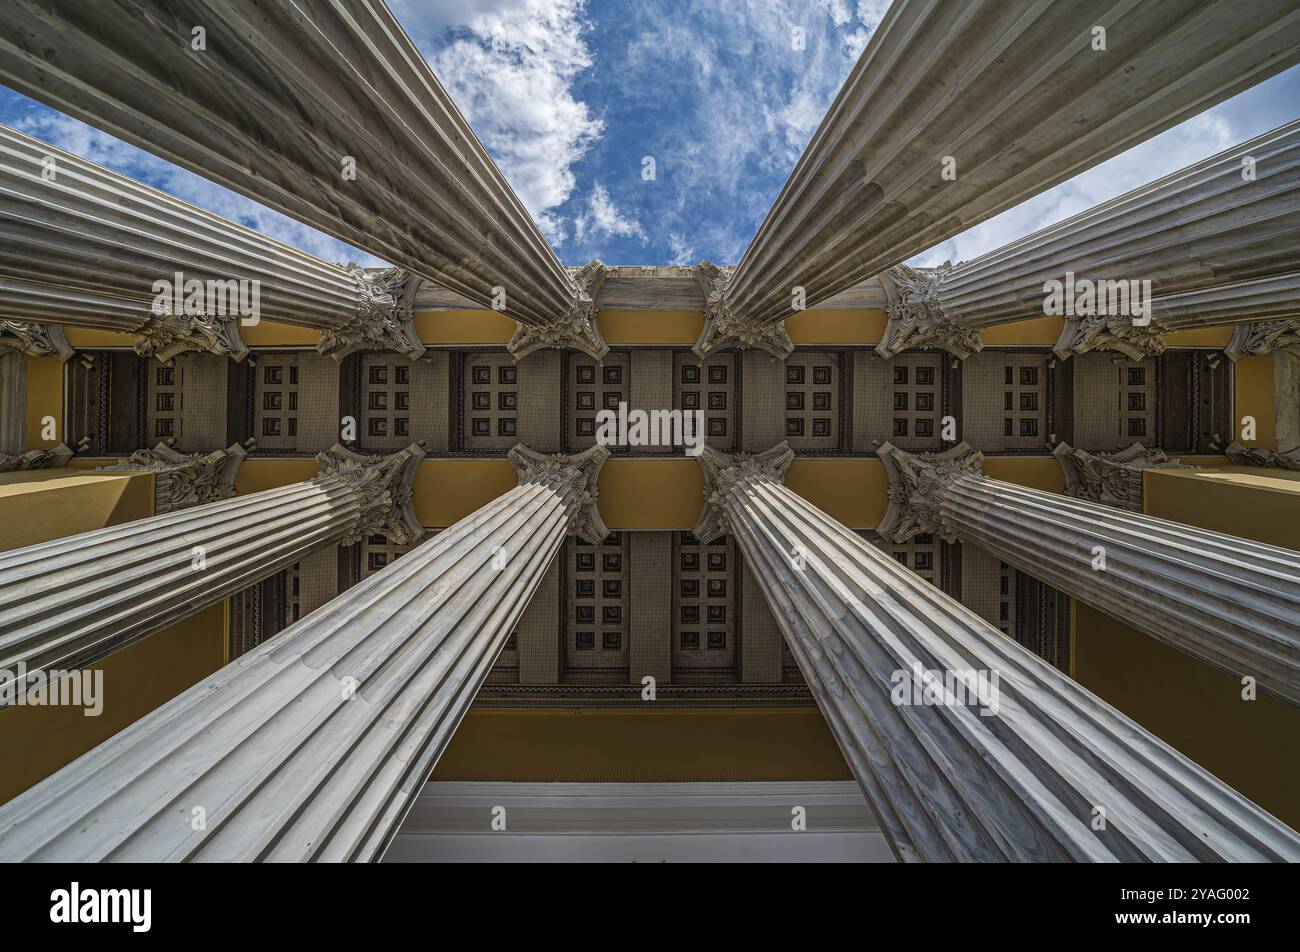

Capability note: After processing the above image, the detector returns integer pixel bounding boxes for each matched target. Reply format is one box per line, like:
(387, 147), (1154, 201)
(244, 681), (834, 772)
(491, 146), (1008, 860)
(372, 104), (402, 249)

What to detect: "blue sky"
(2, 0), (1298, 272)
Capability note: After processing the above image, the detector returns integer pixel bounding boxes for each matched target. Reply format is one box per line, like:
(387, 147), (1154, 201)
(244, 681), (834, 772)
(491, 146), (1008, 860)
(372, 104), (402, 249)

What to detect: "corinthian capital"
(508, 259), (611, 360)
(508, 442), (610, 543)
(1053, 441), (1191, 512)
(1223, 441), (1300, 471)
(692, 442), (795, 543)
(0, 321), (73, 360)
(1223, 319), (1300, 362)
(133, 310), (249, 363)
(315, 443), (425, 545)
(877, 264), (981, 359)
(690, 261), (794, 360)
(1053, 313), (1169, 361)
(0, 442), (74, 472)
(98, 442), (247, 513)
(877, 441), (984, 542)
(318, 267), (426, 361)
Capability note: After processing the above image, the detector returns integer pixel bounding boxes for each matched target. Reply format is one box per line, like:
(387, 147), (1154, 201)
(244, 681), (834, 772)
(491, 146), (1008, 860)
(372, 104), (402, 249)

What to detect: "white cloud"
(574, 183), (645, 244)
(13, 109), (383, 266)
(393, 0), (602, 245)
(667, 232), (696, 265)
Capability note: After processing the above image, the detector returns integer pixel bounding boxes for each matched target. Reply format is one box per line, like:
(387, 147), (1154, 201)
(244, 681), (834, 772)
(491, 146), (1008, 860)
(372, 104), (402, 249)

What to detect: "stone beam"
(697, 0), (1300, 357)
(878, 442), (1300, 708)
(0, 0), (605, 358)
(0, 445), (609, 861)
(874, 123), (1300, 358)
(0, 444), (424, 699)
(693, 442), (1300, 860)
(0, 125), (421, 360)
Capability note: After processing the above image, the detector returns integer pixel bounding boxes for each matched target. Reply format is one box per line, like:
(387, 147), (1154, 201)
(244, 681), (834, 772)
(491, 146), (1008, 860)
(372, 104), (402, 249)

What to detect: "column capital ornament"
(877, 441), (984, 542)
(97, 442), (247, 512)
(508, 260), (611, 361)
(0, 442), (74, 472)
(134, 309), (250, 363)
(0, 321), (73, 360)
(692, 442), (795, 543)
(1053, 441), (1191, 511)
(877, 264), (982, 359)
(318, 267), (426, 361)
(691, 261), (794, 360)
(1053, 313), (1169, 361)
(1224, 319), (1300, 362)
(1223, 440), (1300, 471)
(508, 443), (610, 543)
(315, 442), (425, 545)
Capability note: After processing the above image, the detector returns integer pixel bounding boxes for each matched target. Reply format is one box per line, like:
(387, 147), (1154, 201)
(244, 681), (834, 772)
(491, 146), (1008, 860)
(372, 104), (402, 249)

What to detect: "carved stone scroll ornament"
(877, 263), (982, 359)
(691, 261), (794, 360)
(875, 442), (984, 542)
(0, 442), (74, 473)
(314, 443), (425, 545)
(133, 309), (250, 363)
(1053, 442), (1192, 512)
(1053, 312), (1170, 361)
(1224, 319), (1300, 362)
(0, 321), (73, 360)
(508, 443), (610, 543)
(317, 266), (426, 360)
(1223, 441), (1300, 471)
(508, 259), (611, 361)
(98, 442), (247, 512)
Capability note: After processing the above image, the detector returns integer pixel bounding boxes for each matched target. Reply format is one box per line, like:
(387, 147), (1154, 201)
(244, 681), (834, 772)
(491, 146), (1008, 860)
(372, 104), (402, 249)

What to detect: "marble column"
(692, 442), (1299, 861)
(691, 0), (1300, 356)
(0, 1), (606, 358)
(877, 442), (1300, 708)
(0, 125), (421, 360)
(1052, 442), (1191, 512)
(0, 444), (609, 862)
(0, 444), (424, 698)
(97, 442), (247, 513)
(875, 122), (1300, 358)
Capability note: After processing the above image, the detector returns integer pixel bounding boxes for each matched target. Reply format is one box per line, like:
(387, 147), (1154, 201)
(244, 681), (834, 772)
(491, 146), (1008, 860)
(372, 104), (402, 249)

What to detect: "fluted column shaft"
(697, 0), (1300, 356)
(0, 126), (423, 360)
(0, 0), (606, 357)
(879, 443), (1300, 707)
(879, 123), (1300, 358)
(695, 443), (1299, 861)
(0, 444), (423, 696)
(0, 444), (608, 862)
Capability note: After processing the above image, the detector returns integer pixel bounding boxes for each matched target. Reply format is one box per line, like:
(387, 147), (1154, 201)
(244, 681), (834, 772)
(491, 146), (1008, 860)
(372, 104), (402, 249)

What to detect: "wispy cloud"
(392, 0), (603, 245)
(574, 183), (645, 244)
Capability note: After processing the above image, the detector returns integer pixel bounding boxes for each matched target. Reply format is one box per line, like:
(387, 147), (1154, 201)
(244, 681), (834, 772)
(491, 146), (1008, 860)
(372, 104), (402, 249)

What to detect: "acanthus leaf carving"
(1053, 441), (1191, 512)
(878, 263), (982, 359)
(508, 443), (610, 543)
(691, 261), (794, 359)
(692, 442), (795, 543)
(0, 321), (73, 360)
(315, 442), (425, 545)
(1223, 319), (1300, 362)
(317, 266), (425, 361)
(98, 442), (247, 512)
(1223, 440), (1300, 471)
(0, 442), (73, 473)
(133, 309), (249, 363)
(508, 259), (610, 360)
(876, 441), (984, 543)
(1053, 312), (1169, 361)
